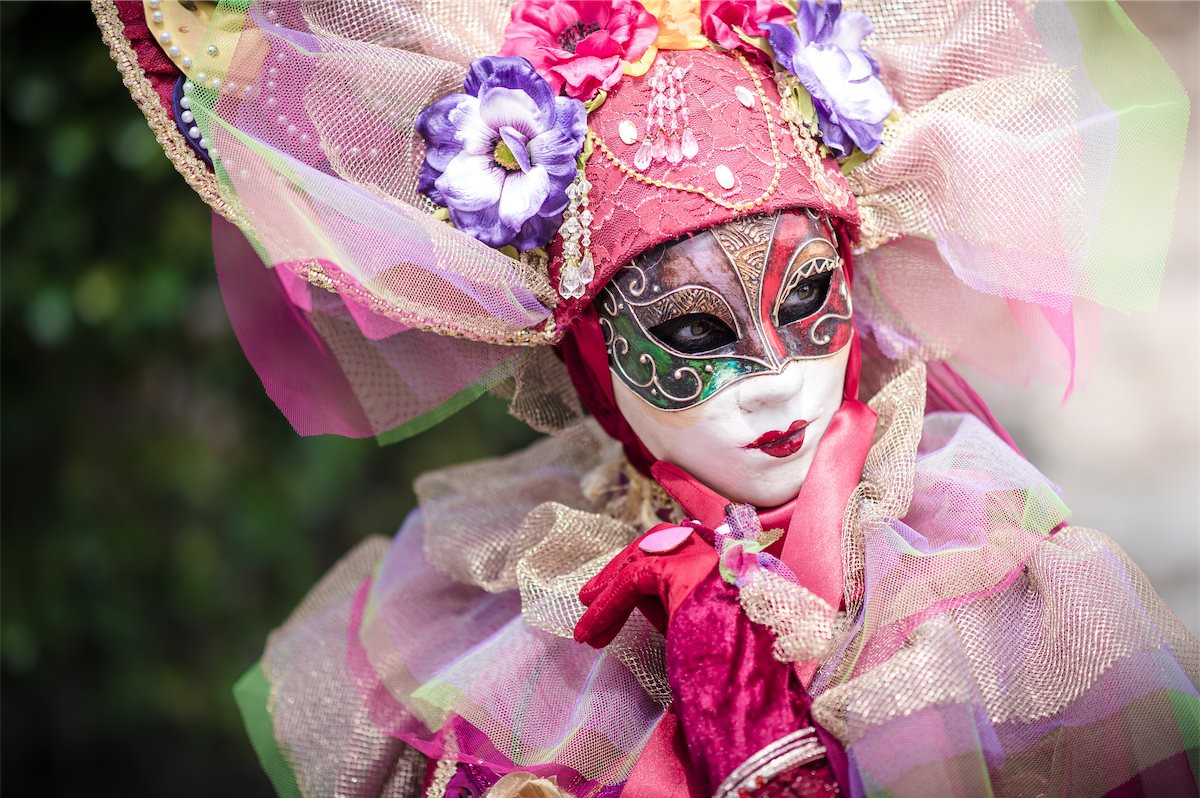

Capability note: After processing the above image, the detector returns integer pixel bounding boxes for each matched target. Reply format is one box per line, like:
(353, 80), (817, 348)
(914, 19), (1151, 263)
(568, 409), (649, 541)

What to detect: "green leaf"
(584, 90), (607, 115)
(839, 148), (870, 175)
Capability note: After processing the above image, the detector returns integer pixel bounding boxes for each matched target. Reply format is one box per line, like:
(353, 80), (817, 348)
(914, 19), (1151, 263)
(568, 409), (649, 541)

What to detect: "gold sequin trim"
(590, 50), (783, 213)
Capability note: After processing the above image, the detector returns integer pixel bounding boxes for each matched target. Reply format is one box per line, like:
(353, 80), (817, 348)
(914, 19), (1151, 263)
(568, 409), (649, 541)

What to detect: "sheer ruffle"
(192, 2), (558, 440)
(249, 364), (1198, 797)
(846, 0), (1189, 394)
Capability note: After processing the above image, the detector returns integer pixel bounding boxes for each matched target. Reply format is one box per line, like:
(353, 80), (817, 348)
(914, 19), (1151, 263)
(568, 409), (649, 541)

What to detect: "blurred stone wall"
(972, 1), (1199, 632)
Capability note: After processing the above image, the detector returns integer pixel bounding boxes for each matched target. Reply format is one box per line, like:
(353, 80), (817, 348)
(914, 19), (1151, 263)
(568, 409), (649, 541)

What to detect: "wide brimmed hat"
(96, 0), (1188, 440)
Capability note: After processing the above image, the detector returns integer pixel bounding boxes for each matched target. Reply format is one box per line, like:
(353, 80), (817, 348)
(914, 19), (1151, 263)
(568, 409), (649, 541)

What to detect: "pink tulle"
(213, 215), (524, 438)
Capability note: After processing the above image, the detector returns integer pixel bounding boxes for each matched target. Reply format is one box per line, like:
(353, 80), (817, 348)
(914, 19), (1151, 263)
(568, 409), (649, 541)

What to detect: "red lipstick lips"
(745, 419), (810, 458)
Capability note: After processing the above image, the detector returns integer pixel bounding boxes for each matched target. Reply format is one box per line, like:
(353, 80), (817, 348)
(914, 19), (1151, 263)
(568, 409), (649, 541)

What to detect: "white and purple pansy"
(416, 56), (588, 251)
(762, 0), (893, 156)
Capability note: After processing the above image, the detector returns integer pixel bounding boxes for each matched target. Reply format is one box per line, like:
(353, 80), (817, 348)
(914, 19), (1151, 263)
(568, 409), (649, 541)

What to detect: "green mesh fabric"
(234, 663), (303, 798)
(1064, 1), (1189, 311)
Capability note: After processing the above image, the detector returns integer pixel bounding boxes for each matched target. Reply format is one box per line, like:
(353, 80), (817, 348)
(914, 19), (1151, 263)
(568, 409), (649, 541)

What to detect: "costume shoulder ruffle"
(241, 367), (1200, 797)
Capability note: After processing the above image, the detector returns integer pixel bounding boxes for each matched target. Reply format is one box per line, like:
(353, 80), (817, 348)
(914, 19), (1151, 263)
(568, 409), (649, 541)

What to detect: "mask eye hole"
(772, 271), (830, 326)
(777, 271), (832, 327)
(648, 313), (737, 355)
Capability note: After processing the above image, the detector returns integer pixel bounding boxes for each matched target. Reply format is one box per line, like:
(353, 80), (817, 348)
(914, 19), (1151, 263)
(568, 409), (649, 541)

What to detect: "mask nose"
(734, 361), (806, 414)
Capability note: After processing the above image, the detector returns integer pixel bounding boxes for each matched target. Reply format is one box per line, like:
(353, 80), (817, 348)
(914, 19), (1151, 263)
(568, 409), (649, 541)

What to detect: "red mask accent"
(558, 217), (863, 477)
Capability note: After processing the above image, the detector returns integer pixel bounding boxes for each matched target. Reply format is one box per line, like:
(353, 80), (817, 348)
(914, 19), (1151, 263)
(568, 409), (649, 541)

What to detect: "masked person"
(97, 1), (1197, 795)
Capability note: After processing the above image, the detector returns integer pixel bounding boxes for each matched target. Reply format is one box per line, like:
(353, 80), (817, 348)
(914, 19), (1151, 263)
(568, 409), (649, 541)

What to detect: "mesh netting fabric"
(513, 502), (672, 706)
(260, 537), (430, 798)
(738, 571), (842, 666)
(773, 363), (1200, 796)
(357, 512), (665, 794)
(254, 359), (1197, 797)
(212, 203), (532, 441)
(189, 1), (560, 441)
(810, 525), (1200, 795)
(197, 0), (556, 337)
(415, 423), (673, 702)
(489, 347), (590, 440)
(852, 236), (1105, 387)
(845, 0), (1189, 391)
(260, 424), (671, 795)
(415, 424), (608, 592)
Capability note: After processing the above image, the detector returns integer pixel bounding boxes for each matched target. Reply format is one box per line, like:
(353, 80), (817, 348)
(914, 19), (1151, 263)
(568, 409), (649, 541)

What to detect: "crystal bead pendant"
(557, 169), (594, 301)
(632, 56), (697, 173)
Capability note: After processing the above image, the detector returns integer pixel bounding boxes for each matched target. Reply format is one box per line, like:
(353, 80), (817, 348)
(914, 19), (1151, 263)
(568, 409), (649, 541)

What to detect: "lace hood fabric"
(251, 364), (1199, 797)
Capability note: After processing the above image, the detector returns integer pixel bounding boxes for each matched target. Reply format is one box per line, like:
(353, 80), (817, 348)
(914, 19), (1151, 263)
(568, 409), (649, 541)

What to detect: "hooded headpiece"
(96, 0), (1187, 445)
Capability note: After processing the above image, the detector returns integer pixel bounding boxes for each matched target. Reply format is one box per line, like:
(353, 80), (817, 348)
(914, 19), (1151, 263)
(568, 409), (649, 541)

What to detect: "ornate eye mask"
(598, 209), (852, 410)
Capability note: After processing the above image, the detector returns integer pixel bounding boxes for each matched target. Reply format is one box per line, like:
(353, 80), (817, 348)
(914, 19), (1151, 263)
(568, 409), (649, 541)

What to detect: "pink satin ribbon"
(651, 397), (877, 610)
(779, 398), (876, 612)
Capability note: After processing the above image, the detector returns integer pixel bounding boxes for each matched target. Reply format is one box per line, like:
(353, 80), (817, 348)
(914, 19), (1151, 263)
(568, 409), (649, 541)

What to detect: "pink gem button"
(638, 525), (694, 554)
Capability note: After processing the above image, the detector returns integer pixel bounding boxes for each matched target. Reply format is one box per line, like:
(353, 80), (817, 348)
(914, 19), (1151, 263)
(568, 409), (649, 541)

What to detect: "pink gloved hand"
(574, 522), (718, 648)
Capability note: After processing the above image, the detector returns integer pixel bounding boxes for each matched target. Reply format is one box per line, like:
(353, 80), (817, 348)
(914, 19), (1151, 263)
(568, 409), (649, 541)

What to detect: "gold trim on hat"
(91, 0), (240, 225)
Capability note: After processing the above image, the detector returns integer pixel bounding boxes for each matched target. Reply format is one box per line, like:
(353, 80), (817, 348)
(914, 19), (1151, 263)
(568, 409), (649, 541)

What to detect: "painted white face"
(601, 210), (853, 507)
(613, 348), (850, 507)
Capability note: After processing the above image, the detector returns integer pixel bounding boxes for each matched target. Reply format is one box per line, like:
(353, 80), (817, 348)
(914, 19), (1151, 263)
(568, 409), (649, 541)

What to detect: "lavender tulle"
(249, 403), (1200, 797)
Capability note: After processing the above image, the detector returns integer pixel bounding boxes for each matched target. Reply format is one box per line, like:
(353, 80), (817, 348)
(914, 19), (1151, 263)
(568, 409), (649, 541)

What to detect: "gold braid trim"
(92, 0), (558, 347)
(91, 0), (239, 225)
(299, 259), (560, 346)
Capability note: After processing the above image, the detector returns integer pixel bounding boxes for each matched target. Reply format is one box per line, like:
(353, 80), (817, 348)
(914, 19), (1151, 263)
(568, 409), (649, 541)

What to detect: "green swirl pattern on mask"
(603, 308), (767, 411)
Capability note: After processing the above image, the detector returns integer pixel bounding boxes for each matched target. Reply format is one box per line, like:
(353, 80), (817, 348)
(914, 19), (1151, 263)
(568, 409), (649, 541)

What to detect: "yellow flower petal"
(623, 46), (658, 77)
(643, 0), (709, 51)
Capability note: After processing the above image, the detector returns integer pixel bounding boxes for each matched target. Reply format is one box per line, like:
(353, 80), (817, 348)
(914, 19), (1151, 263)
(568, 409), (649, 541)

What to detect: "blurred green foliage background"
(0, 3), (537, 794)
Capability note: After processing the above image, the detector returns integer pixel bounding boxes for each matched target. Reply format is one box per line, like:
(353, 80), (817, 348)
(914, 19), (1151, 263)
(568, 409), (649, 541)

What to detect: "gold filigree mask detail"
(597, 209), (853, 410)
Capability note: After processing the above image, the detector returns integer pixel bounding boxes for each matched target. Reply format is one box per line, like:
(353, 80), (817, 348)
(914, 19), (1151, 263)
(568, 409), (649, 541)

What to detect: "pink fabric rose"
(700, 0), (792, 53)
(499, 0), (658, 99)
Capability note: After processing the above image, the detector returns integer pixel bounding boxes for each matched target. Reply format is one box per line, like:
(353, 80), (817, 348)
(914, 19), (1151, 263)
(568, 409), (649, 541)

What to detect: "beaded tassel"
(634, 57), (697, 171)
(775, 72), (851, 210)
(558, 169), (594, 300)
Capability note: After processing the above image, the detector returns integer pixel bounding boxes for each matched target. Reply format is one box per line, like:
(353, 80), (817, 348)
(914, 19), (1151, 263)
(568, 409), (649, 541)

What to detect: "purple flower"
(763, 0), (893, 156)
(416, 56), (587, 251)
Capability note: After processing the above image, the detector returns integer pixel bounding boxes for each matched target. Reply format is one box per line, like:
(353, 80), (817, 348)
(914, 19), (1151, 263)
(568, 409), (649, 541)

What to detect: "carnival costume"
(97, 1), (1198, 796)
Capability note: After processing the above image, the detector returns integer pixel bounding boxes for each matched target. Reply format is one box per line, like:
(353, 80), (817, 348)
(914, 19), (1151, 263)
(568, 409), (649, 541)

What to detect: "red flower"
(700, 0), (792, 53)
(499, 0), (659, 99)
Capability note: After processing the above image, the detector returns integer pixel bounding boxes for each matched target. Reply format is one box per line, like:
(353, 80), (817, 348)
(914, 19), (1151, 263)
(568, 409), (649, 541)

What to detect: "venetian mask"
(599, 209), (853, 507)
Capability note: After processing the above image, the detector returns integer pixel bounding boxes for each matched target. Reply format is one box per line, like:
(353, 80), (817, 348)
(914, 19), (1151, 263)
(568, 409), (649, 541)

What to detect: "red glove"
(577, 520), (837, 797)
(575, 523), (718, 648)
